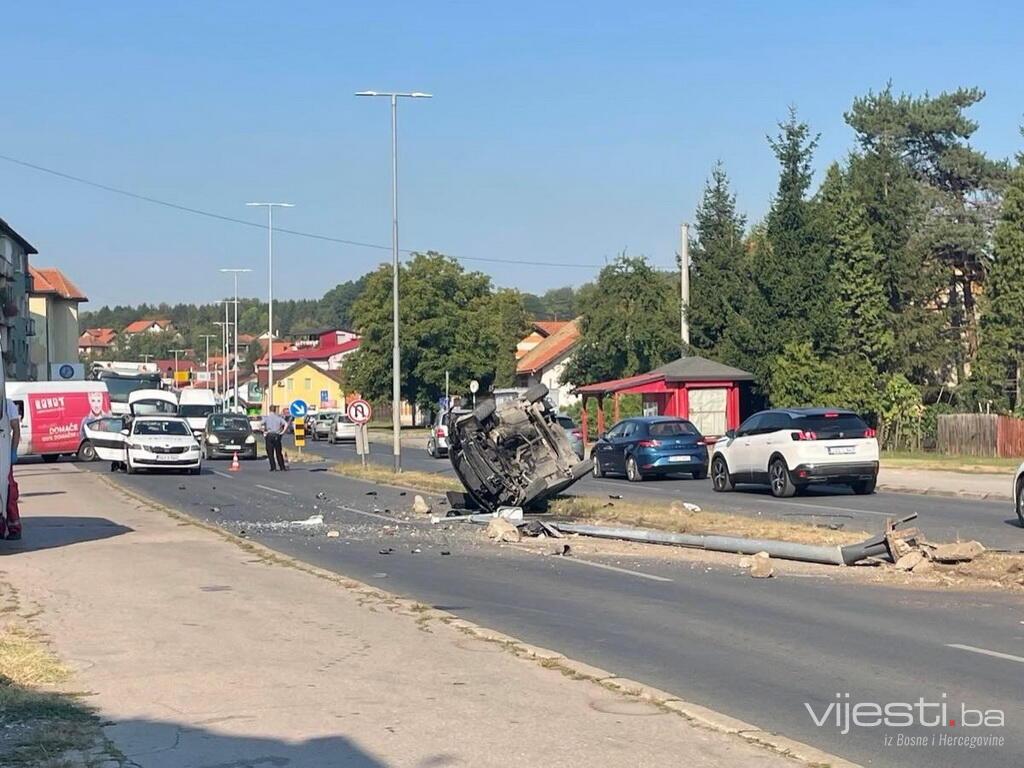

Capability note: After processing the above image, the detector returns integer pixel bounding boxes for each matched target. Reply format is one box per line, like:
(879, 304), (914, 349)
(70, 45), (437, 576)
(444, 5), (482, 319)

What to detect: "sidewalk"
(0, 464), (821, 768)
(877, 466), (1015, 500)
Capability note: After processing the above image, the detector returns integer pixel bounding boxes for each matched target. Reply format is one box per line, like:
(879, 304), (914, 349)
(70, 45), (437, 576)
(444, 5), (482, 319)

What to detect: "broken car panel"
(447, 383), (592, 512)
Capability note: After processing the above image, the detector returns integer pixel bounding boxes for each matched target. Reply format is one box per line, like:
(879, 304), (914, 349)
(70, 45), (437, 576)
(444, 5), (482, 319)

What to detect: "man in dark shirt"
(261, 406), (288, 471)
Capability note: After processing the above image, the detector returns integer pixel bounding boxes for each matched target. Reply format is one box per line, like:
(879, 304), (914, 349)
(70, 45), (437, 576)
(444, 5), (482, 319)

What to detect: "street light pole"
(214, 320), (230, 399)
(169, 348), (186, 382)
(246, 202), (294, 413)
(356, 89), (432, 472)
(200, 334), (216, 390)
(220, 269), (251, 412)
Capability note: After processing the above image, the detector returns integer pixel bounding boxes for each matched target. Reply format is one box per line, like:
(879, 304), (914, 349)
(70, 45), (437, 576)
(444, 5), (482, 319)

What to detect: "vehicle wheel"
(711, 455), (734, 492)
(42, 454), (60, 464)
(851, 477), (877, 495)
(77, 441), (97, 462)
(626, 456), (644, 482)
(691, 466), (708, 480)
(769, 457), (796, 498)
(1017, 479), (1024, 528)
(592, 454), (603, 478)
(524, 383), (549, 404)
(473, 399), (496, 422)
(126, 461), (137, 475)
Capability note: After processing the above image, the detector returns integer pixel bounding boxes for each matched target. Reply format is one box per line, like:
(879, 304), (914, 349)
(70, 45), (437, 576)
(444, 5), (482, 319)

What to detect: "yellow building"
(29, 267), (87, 380)
(272, 360), (347, 410)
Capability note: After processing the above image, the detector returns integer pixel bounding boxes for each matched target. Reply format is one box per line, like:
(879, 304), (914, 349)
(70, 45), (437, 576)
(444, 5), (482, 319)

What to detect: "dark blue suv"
(591, 416), (709, 482)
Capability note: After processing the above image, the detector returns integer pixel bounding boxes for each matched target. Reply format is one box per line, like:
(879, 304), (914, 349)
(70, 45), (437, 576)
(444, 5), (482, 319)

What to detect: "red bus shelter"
(572, 356), (755, 443)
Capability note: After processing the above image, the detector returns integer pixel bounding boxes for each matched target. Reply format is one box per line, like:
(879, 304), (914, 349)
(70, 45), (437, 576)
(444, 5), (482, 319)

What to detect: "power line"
(0, 152), (603, 269)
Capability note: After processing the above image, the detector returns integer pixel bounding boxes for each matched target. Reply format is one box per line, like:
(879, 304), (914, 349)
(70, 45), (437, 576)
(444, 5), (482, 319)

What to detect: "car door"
(83, 417), (127, 462)
(750, 412), (789, 480)
(594, 422), (627, 474)
(608, 421), (637, 474)
(727, 414), (764, 479)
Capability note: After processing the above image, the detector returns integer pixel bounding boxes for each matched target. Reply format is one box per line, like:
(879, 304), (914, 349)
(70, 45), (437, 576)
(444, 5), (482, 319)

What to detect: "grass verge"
(332, 462), (461, 494)
(881, 450), (1019, 475)
(550, 495), (867, 546)
(0, 621), (108, 767)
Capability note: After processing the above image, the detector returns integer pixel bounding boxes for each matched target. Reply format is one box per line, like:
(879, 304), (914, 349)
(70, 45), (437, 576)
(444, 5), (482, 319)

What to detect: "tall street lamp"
(169, 349), (186, 377)
(355, 89), (432, 472)
(200, 334), (217, 390)
(220, 269), (252, 412)
(214, 320), (231, 399)
(246, 202), (294, 413)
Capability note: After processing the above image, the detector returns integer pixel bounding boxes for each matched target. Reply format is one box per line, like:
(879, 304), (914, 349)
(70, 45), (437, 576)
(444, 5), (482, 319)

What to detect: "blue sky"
(3, 1), (1023, 307)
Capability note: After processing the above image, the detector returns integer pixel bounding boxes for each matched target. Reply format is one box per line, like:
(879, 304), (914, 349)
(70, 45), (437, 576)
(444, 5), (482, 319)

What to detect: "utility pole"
(680, 223), (690, 348)
(200, 334), (216, 390)
(220, 269), (251, 413)
(169, 349), (187, 382)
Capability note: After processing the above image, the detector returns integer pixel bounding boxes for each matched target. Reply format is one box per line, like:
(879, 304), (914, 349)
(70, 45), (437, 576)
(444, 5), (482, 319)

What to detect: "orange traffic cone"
(229, 451), (240, 472)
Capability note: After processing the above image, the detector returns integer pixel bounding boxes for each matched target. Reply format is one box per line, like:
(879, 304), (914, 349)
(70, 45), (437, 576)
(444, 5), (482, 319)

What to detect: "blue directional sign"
(289, 399), (308, 418)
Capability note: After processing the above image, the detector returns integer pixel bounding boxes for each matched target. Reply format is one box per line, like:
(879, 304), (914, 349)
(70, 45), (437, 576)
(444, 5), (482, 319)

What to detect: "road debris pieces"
(486, 517), (521, 543)
(326, 530), (341, 538)
(412, 495), (432, 515)
(748, 551), (774, 578)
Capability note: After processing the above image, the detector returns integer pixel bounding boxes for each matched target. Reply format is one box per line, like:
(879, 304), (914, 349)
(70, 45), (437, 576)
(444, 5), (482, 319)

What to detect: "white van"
(6, 381), (112, 462)
(178, 388), (217, 437)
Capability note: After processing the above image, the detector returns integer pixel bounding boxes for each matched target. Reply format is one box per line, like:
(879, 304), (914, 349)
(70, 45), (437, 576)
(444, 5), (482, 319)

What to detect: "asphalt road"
(298, 436), (1024, 549)
(85, 457), (1024, 768)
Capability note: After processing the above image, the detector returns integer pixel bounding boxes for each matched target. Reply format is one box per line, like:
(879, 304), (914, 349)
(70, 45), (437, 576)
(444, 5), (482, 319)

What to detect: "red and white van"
(6, 381), (111, 462)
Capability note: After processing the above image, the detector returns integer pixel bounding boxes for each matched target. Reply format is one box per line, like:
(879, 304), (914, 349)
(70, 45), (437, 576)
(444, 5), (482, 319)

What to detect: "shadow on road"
(0, 516), (132, 556)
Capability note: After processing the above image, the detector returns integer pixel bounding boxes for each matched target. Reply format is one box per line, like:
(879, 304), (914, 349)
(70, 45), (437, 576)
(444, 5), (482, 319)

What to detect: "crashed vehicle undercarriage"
(447, 384), (592, 512)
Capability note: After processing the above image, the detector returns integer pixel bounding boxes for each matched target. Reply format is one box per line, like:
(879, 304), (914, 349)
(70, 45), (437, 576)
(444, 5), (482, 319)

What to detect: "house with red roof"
(256, 328), (361, 374)
(122, 318), (175, 336)
(78, 327), (118, 357)
(29, 266), (88, 378)
(515, 318), (582, 409)
(515, 320), (570, 360)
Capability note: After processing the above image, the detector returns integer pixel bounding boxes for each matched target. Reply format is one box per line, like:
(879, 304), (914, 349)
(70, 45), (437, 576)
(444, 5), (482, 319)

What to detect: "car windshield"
(336, 415), (352, 424)
(132, 399), (177, 415)
(180, 404), (215, 418)
(793, 414), (870, 436)
(648, 420), (698, 437)
(134, 420), (191, 436)
(101, 377), (162, 403)
(209, 415), (250, 431)
(317, 413), (336, 422)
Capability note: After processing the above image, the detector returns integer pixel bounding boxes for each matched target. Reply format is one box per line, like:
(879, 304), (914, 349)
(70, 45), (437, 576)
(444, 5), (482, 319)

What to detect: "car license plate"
(668, 455), (691, 463)
(156, 453), (177, 462)
(828, 446), (856, 455)
(226, 445), (240, 451)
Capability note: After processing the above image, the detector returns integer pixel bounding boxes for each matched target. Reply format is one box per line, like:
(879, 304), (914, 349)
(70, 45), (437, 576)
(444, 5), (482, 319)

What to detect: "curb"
(94, 471), (862, 768)
(878, 483), (1011, 501)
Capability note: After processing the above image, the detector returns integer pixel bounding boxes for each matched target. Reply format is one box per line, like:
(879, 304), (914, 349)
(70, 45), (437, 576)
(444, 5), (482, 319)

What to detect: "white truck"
(178, 388), (217, 437)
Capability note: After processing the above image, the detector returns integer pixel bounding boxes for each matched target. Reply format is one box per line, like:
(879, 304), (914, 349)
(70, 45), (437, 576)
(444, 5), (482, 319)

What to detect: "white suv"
(710, 408), (879, 497)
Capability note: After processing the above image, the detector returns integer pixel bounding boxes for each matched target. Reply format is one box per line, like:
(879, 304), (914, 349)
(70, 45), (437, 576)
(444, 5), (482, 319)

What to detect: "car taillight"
(436, 426), (446, 438)
(791, 430), (817, 441)
(864, 427), (877, 438)
(571, 429), (582, 438)
(637, 439), (661, 448)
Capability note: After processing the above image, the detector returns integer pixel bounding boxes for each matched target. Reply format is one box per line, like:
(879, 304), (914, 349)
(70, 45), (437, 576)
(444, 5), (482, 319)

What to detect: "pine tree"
(816, 164), (894, 367)
(687, 162), (748, 356)
(970, 162), (1024, 409)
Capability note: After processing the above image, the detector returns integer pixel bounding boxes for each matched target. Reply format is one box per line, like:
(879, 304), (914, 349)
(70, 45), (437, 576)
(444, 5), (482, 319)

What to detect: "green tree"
(563, 255), (680, 385)
(769, 342), (881, 417)
(815, 164), (893, 366)
(344, 252), (525, 412)
(969, 161), (1024, 409)
(687, 162), (749, 356)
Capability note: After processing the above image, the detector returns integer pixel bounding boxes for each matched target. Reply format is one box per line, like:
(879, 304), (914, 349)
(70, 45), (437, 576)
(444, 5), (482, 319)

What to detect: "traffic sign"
(293, 416), (306, 447)
(290, 399), (308, 418)
(469, 379), (479, 394)
(347, 399), (372, 425)
(320, 389), (329, 403)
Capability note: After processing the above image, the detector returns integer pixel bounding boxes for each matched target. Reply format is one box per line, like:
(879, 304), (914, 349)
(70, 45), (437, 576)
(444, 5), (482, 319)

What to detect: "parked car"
(178, 387), (217, 437)
(249, 415), (264, 434)
(328, 413), (357, 444)
(427, 408), (471, 458)
(80, 415), (127, 463)
(6, 381), (111, 463)
(556, 415), (584, 459)
(309, 410), (340, 441)
(202, 412), (258, 460)
(122, 415), (201, 474)
(1014, 462), (1024, 527)
(709, 407), (879, 498)
(591, 417), (708, 482)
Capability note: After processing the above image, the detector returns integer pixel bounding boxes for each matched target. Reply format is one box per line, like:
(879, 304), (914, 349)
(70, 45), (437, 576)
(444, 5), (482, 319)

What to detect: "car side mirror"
(725, 429), (736, 440)
(120, 429), (130, 436)
(597, 431), (606, 440)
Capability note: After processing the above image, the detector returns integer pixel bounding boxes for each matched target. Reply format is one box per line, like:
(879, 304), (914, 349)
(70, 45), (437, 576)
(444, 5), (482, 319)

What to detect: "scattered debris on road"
(748, 551), (774, 578)
(412, 495), (432, 515)
(326, 530), (341, 538)
(486, 517), (521, 543)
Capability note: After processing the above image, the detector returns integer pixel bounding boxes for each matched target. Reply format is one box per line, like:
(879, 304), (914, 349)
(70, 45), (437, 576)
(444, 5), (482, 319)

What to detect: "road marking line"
(946, 643), (1024, 664)
(255, 484), (292, 496)
(210, 470), (234, 479)
(558, 557), (673, 582)
(338, 505), (416, 524)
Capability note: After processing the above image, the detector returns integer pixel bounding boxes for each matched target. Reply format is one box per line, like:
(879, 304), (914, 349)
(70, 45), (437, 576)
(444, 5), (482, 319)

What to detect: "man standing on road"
(261, 405), (288, 472)
(2, 398), (21, 540)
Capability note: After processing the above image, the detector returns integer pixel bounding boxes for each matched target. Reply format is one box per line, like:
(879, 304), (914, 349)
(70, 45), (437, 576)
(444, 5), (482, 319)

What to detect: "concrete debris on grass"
(669, 500), (702, 514)
(925, 540), (986, 563)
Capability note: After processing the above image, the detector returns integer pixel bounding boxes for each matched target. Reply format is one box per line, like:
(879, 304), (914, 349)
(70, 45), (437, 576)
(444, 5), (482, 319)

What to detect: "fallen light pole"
(548, 514), (919, 567)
